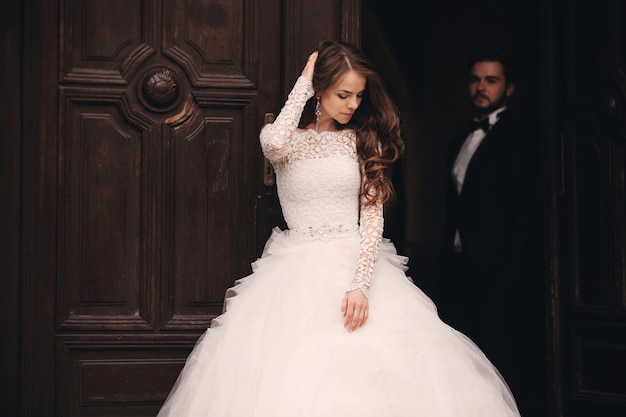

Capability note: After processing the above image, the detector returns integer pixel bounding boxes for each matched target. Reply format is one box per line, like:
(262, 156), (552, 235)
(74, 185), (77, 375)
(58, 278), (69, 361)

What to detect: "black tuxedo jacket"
(440, 110), (527, 284)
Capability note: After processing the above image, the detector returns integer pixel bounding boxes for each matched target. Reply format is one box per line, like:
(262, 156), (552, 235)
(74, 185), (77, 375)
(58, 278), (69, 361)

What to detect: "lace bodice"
(260, 76), (383, 296)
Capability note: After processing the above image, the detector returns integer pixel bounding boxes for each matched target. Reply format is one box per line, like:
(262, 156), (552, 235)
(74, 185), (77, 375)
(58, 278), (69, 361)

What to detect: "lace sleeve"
(348, 192), (384, 297)
(260, 76), (315, 163)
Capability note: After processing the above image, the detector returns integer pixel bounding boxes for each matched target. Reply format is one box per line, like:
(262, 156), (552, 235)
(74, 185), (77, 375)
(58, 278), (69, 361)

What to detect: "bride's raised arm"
(260, 52), (317, 163)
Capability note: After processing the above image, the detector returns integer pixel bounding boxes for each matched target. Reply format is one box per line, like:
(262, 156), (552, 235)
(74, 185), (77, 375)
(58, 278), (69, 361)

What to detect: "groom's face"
(468, 61), (514, 116)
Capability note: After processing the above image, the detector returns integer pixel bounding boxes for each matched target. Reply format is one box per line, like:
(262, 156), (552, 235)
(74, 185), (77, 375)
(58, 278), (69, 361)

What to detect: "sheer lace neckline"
(295, 127), (351, 136)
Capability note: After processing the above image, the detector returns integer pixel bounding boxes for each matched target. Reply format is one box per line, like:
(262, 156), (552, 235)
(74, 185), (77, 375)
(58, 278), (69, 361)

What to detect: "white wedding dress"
(156, 76), (520, 417)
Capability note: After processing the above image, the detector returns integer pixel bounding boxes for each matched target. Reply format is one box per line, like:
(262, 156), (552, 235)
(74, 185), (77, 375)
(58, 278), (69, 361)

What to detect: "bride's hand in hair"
(301, 51), (318, 81)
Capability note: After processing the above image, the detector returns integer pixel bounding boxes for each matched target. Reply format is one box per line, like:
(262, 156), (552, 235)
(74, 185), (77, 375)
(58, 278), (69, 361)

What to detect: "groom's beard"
(472, 90), (508, 117)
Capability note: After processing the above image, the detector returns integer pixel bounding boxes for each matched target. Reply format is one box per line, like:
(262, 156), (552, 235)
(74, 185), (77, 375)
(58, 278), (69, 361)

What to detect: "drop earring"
(315, 97), (321, 121)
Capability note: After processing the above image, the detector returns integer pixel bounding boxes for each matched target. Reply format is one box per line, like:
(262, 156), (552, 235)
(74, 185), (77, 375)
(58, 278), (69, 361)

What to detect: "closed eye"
(338, 92), (364, 99)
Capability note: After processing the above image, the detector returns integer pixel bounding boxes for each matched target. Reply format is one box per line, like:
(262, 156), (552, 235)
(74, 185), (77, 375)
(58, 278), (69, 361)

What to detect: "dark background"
(361, 0), (541, 277)
(361, 1), (545, 414)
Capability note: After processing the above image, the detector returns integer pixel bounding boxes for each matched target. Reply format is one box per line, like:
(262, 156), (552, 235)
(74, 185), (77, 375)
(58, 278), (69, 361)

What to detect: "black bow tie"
(468, 118), (491, 133)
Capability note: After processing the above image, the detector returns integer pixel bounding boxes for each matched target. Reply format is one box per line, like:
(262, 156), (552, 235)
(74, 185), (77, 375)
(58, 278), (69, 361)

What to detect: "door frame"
(539, 0), (562, 415)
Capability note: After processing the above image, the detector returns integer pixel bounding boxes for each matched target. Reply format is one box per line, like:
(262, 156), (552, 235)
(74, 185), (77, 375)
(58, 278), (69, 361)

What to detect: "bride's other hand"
(301, 51), (318, 81)
(342, 289), (368, 332)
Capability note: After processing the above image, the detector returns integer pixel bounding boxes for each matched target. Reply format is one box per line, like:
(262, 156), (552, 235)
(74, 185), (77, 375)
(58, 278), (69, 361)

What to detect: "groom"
(433, 48), (528, 410)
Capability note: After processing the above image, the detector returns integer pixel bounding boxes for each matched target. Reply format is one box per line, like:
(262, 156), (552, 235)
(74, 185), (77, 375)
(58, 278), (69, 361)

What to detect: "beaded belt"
(289, 224), (358, 241)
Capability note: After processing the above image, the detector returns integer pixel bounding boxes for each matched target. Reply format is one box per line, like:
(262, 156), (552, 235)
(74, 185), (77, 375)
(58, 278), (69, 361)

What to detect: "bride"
(156, 39), (521, 417)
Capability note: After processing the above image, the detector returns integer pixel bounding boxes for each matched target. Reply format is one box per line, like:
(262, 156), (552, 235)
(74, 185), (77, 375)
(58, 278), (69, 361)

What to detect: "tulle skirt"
(157, 228), (520, 417)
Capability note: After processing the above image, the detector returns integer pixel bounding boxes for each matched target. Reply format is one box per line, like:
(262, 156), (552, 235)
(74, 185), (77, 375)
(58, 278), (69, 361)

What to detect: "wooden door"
(545, 0), (626, 415)
(19, 1), (359, 415)
(20, 0), (282, 415)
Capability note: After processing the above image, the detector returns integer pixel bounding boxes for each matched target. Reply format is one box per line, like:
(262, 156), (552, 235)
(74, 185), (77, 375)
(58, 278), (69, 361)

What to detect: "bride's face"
(318, 70), (366, 125)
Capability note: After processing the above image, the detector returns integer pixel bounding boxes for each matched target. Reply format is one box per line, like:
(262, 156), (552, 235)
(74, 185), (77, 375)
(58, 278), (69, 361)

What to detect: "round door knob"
(142, 69), (179, 107)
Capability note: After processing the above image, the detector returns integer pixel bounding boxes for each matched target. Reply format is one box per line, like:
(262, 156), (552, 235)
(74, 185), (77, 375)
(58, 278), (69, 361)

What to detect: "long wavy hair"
(300, 40), (404, 206)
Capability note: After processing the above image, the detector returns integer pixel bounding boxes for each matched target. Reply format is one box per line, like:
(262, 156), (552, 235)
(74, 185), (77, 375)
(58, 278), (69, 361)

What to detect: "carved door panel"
(551, 0), (626, 415)
(21, 0), (281, 415)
